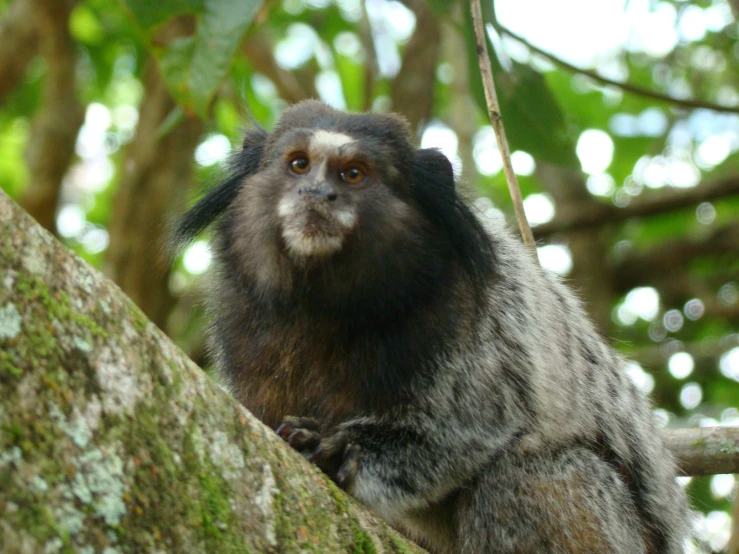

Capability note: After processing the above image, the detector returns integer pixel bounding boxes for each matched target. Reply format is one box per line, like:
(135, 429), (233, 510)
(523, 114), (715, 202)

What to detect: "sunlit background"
(1, 0), (738, 550)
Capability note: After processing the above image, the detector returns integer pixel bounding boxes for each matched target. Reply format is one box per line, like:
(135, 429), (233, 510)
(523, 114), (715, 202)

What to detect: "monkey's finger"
(287, 428), (321, 451)
(276, 416), (321, 439)
(275, 421), (297, 441)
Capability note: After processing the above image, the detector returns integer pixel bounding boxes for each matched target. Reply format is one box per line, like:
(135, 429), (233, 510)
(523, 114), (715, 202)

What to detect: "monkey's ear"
(413, 148), (456, 197)
(170, 127), (268, 256)
(411, 147), (496, 285)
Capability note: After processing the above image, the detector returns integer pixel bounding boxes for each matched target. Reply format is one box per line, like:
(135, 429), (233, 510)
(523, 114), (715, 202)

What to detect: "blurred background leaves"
(1, 0), (738, 550)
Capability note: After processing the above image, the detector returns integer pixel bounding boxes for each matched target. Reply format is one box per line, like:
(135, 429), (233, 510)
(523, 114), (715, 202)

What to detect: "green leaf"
(121, 0), (263, 117)
(463, 13), (579, 168)
(121, 0), (203, 28)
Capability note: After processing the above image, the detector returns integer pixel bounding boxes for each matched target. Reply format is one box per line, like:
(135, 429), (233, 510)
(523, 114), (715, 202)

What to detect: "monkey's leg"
(455, 446), (647, 554)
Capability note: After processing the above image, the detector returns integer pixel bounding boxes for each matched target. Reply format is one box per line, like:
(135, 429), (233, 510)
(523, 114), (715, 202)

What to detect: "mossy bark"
(0, 189), (426, 553)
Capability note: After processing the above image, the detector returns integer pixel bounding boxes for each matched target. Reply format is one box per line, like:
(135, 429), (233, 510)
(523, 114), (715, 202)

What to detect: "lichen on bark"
(0, 189), (425, 553)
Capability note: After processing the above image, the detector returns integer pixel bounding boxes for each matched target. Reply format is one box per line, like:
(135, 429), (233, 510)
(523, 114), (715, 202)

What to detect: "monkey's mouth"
(277, 199), (357, 257)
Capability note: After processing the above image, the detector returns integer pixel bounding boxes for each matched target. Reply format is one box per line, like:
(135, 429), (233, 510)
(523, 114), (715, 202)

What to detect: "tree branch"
(663, 427), (739, 476)
(535, 175), (739, 238)
(494, 22), (739, 115)
(469, 0), (536, 253)
(0, 188), (425, 553)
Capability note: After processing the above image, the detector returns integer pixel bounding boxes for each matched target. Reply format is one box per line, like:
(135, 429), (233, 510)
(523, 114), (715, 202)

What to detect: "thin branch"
(469, 0), (536, 253)
(663, 426), (739, 476)
(443, 8), (481, 194)
(534, 175), (739, 238)
(495, 22), (739, 115)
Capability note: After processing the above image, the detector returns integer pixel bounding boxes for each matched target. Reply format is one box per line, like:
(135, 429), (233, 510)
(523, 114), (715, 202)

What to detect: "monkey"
(173, 100), (690, 553)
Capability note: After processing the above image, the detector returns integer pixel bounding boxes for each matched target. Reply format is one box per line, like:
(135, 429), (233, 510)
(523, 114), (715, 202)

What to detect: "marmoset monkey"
(174, 100), (689, 553)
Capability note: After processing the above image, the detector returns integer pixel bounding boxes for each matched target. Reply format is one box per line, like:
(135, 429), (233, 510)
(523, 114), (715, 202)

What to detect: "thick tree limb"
(663, 427), (739, 476)
(535, 175), (739, 238)
(0, 189), (425, 553)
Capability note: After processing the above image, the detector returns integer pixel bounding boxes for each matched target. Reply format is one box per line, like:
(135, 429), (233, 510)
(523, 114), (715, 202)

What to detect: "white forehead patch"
(310, 130), (354, 153)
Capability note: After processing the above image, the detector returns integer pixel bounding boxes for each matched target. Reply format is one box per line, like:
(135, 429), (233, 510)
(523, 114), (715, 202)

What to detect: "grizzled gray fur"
(174, 100), (690, 553)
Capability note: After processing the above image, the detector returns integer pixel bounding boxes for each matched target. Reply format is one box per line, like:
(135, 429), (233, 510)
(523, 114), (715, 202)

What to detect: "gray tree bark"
(0, 189), (737, 553)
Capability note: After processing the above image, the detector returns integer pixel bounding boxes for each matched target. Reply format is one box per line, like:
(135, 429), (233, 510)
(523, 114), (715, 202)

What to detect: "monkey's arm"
(278, 411), (520, 521)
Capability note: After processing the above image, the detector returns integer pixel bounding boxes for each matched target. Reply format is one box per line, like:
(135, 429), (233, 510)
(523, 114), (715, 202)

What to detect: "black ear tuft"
(414, 148), (455, 191)
(170, 127), (268, 257)
(411, 148), (496, 288)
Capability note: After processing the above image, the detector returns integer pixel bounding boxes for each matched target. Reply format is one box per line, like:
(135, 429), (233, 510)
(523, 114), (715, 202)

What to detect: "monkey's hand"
(276, 416), (361, 490)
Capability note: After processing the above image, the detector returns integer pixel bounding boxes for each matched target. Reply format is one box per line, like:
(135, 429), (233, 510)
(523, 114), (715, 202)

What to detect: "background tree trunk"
(18, 0), (83, 234)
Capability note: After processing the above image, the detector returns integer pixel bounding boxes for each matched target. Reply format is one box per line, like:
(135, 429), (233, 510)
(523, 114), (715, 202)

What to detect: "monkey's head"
(242, 101), (419, 264)
(174, 100), (494, 309)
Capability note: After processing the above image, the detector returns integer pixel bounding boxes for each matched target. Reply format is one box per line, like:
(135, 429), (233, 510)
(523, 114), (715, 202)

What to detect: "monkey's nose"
(298, 185), (337, 202)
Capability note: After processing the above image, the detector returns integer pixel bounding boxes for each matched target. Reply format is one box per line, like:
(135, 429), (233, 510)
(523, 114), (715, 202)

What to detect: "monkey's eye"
(289, 156), (311, 174)
(340, 167), (365, 185)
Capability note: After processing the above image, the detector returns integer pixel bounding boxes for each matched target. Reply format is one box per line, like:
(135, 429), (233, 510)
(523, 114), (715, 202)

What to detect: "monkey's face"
(272, 129), (367, 258)
(235, 122), (418, 274)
